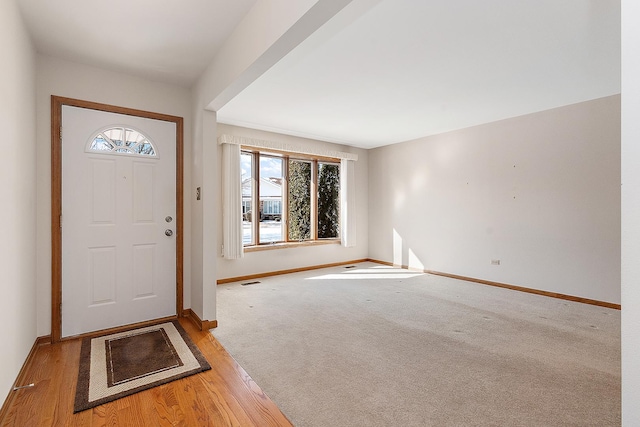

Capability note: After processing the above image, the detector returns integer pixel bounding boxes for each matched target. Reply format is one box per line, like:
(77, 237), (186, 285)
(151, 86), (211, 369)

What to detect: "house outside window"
(241, 148), (340, 246)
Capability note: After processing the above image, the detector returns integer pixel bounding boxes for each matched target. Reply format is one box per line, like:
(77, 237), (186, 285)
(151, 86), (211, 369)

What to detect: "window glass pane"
(133, 142), (155, 155)
(91, 135), (113, 151)
(89, 127), (156, 156)
(317, 162), (340, 239)
(125, 129), (144, 147)
(104, 128), (124, 146)
(259, 156), (284, 243)
(241, 152), (253, 245)
(288, 160), (311, 241)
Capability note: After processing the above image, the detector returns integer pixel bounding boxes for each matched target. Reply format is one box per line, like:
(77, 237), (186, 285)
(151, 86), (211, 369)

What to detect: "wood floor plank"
(0, 318), (292, 427)
(176, 378), (234, 426)
(183, 321), (293, 427)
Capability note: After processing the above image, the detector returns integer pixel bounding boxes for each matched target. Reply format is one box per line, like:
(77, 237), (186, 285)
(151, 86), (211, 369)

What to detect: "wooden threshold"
(58, 316), (178, 342)
(367, 259), (621, 310)
(0, 317), (292, 426)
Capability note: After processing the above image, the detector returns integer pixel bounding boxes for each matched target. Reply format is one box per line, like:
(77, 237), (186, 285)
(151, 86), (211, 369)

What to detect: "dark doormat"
(74, 320), (210, 412)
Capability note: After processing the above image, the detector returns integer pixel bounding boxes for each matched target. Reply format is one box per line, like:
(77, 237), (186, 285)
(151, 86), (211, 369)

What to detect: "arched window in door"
(87, 126), (158, 156)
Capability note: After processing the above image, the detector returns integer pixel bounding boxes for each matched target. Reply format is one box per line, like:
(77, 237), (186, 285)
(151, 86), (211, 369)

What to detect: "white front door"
(61, 106), (177, 337)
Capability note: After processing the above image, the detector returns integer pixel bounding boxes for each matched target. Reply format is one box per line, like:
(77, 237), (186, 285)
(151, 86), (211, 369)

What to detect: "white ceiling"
(218, 0), (621, 148)
(18, 0), (620, 149)
(17, 0), (258, 87)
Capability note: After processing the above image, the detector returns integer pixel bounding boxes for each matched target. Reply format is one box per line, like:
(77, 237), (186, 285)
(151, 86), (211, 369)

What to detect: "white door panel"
(62, 106), (176, 337)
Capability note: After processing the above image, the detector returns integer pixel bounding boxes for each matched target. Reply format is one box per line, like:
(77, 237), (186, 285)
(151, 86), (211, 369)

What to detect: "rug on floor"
(74, 320), (211, 412)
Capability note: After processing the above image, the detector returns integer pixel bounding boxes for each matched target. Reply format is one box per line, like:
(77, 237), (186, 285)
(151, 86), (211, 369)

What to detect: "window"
(317, 162), (340, 239)
(259, 155), (284, 243)
(88, 127), (157, 156)
(288, 159), (311, 241)
(241, 152), (254, 245)
(242, 148), (340, 246)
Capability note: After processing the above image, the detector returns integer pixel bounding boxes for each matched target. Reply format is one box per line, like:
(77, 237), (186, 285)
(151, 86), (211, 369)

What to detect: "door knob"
(165, 216), (173, 223)
(165, 229), (173, 237)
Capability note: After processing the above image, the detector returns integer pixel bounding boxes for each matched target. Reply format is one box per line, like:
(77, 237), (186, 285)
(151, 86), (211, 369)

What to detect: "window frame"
(241, 146), (341, 250)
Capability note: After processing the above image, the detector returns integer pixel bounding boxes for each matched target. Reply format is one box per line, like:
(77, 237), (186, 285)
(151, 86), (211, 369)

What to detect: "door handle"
(165, 229), (173, 237)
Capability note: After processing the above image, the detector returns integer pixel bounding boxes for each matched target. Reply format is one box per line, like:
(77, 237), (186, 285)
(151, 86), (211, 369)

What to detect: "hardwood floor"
(1, 318), (293, 426)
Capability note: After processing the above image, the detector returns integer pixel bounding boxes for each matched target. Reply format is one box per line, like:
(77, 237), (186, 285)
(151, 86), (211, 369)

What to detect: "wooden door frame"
(51, 96), (184, 342)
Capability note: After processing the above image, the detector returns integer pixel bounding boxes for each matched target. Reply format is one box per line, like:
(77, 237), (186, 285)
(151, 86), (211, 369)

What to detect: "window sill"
(244, 239), (341, 253)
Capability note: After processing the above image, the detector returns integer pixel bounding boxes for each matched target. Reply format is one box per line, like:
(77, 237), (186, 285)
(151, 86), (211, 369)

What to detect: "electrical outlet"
(491, 259), (501, 265)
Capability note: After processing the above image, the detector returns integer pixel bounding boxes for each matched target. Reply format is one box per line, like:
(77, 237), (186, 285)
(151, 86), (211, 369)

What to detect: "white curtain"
(340, 159), (356, 248)
(222, 143), (244, 259)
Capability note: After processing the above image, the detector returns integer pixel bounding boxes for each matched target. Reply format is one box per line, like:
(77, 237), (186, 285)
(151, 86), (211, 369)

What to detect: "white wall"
(190, 0), (354, 322)
(216, 124), (369, 280)
(35, 55), (194, 336)
(621, 0), (640, 423)
(188, 107), (218, 321)
(369, 96), (620, 304)
(0, 0), (37, 405)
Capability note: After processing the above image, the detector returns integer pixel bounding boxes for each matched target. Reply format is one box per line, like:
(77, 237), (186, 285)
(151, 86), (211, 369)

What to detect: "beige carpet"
(212, 262), (620, 426)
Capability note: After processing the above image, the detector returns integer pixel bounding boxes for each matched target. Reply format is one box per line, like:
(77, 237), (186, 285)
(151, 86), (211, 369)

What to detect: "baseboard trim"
(183, 308), (218, 330)
(366, 259), (621, 310)
(427, 270), (621, 310)
(0, 335), (51, 423)
(216, 259), (370, 285)
(367, 259), (395, 267)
